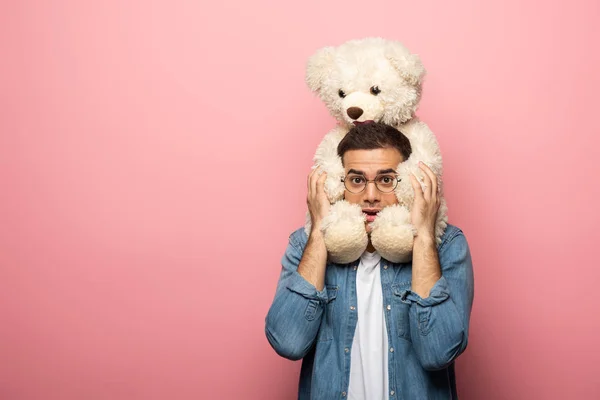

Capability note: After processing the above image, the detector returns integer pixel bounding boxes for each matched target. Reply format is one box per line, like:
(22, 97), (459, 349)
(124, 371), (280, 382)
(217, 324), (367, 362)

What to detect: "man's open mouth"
(363, 209), (380, 222)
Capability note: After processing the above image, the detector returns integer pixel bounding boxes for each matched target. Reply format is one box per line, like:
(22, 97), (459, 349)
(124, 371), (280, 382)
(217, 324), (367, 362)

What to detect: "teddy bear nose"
(347, 107), (364, 120)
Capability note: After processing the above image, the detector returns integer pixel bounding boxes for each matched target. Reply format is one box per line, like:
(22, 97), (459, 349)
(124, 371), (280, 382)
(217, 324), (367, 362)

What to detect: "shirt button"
(389, 347), (394, 353)
(342, 392), (347, 397)
(350, 306), (356, 310)
(386, 304), (391, 311)
(344, 347), (349, 353)
(353, 265), (357, 270)
(383, 265), (388, 269)
(390, 390), (395, 396)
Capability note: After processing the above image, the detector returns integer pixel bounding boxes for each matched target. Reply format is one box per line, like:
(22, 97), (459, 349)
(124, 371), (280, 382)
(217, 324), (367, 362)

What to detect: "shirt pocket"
(317, 285), (338, 342)
(391, 282), (412, 342)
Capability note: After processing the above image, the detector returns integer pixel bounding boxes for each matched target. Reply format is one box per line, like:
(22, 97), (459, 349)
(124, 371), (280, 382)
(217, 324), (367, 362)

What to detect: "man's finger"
(316, 171), (328, 194)
(310, 167), (321, 196)
(308, 167), (318, 190)
(419, 162), (438, 199)
(419, 164), (433, 201)
(410, 173), (424, 200)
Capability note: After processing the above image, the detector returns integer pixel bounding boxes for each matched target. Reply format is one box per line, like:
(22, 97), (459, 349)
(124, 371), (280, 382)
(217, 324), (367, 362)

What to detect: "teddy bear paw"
(321, 201), (368, 264)
(370, 205), (415, 263)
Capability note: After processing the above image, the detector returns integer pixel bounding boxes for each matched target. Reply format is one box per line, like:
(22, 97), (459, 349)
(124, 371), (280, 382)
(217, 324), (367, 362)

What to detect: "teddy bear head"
(306, 37), (426, 127)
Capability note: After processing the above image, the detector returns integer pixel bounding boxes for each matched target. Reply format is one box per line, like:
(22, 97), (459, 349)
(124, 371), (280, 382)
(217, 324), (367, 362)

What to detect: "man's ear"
(385, 42), (426, 86)
(305, 46), (335, 93)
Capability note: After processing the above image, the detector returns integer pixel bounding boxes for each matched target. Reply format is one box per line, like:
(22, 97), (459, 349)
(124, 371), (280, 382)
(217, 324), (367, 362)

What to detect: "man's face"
(342, 148), (402, 233)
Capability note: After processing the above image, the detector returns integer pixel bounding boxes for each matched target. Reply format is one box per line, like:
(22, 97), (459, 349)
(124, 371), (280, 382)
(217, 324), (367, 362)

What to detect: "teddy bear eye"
(338, 89), (346, 98)
(370, 86), (381, 95)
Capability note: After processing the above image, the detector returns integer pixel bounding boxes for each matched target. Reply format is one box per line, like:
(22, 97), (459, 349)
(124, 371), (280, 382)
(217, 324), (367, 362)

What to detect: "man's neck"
(366, 240), (376, 253)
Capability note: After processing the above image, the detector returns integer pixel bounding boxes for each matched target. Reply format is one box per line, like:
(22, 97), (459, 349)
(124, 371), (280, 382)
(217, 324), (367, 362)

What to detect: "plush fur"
(304, 37), (448, 264)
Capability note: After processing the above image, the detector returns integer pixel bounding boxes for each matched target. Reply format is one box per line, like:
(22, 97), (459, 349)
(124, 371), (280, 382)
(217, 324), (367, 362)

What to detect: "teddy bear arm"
(312, 127), (347, 202)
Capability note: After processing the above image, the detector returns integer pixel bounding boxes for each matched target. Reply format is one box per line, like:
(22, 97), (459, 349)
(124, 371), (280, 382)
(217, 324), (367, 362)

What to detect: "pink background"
(1, 0), (599, 399)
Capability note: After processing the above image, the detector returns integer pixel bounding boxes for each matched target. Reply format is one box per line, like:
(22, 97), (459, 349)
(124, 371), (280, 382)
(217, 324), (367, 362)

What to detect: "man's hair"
(337, 122), (412, 163)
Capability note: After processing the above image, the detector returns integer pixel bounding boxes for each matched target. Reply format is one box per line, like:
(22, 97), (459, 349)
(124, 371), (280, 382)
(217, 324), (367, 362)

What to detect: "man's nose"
(364, 181), (380, 203)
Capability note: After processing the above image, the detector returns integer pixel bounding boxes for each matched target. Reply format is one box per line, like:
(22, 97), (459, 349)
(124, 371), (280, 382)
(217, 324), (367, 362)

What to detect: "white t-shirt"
(348, 250), (389, 400)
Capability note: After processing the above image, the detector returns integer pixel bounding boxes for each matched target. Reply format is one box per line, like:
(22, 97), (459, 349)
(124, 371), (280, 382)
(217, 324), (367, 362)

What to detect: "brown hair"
(337, 122), (412, 163)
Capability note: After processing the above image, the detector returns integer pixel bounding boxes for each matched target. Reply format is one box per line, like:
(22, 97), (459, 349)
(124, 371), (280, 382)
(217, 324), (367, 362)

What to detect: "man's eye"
(378, 175), (395, 184)
(350, 177), (365, 184)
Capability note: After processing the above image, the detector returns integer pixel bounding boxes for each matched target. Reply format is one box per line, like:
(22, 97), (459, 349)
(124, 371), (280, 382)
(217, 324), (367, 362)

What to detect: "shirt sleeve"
(265, 234), (328, 360)
(401, 229), (475, 370)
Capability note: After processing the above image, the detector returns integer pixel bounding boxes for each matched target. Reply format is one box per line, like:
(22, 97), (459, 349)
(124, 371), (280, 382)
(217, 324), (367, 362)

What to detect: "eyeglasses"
(341, 174), (401, 194)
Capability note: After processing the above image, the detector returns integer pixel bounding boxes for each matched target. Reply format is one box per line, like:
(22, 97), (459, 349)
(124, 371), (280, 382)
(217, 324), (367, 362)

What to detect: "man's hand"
(409, 162), (441, 240)
(409, 162), (442, 298)
(307, 167), (330, 234)
(298, 167), (330, 291)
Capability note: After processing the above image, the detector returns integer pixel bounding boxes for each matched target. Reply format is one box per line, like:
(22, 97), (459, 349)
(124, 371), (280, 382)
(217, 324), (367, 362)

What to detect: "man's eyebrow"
(347, 169), (365, 176)
(347, 168), (397, 176)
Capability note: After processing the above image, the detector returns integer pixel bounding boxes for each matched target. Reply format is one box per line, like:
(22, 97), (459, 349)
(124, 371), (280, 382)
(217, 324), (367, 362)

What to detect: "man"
(265, 122), (474, 399)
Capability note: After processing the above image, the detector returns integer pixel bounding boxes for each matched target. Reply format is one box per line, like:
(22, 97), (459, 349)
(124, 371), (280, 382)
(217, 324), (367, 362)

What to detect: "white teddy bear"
(304, 37), (448, 264)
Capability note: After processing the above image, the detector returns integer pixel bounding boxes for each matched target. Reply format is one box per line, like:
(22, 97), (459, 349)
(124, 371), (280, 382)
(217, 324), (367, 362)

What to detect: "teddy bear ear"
(305, 46), (336, 93)
(385, 42), (426, 86)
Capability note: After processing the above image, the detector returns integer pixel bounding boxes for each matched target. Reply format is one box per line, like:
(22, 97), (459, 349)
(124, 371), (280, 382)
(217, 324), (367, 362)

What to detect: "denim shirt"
(265, 224), (474, 400)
